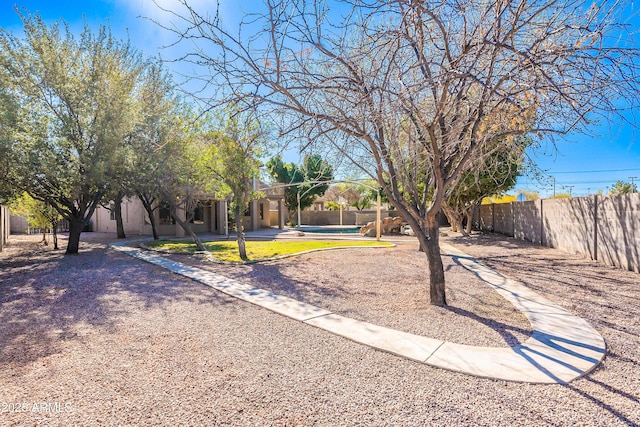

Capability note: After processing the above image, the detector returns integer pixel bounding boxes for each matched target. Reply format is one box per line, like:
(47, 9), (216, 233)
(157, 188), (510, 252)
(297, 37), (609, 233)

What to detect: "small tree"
(203, 110), (265, 260)
(550, 193), (572, 199)
(266, 154), (333, 223)
(9, 193), (62, 248)
(129, 62), (181, 240)
(609, 180), (637, 195)
(0, 77), (18, 203)
(325, 201), (340, 211)
(443, 138), (526, 235)
(345, 186), (375, 211)
(156, 114), (214, 252)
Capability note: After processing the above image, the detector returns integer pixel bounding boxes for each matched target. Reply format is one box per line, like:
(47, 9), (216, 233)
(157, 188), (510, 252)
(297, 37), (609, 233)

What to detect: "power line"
(550, 179), (634, 185)
(549, 167), (640, 174)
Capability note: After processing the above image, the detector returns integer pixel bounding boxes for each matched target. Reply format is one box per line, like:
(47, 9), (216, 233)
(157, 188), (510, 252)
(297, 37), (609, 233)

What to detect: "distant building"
(93, 181), (287, 237)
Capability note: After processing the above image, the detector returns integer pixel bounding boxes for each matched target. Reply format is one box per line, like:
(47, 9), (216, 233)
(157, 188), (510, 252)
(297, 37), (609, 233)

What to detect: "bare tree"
(159, 0), (640, 305)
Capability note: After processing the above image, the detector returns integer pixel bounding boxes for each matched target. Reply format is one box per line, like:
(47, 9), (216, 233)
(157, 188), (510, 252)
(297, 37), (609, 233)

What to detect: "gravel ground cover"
(0, 231), (638, 426)
(168, 238), (532, 347)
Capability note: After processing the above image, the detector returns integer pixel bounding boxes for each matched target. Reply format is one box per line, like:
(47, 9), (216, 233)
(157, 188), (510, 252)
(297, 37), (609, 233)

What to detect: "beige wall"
(478, 194), (640, 273)
(513, 200), (542, 245)
(541, 197), (596, 258)
(94, 197), (147, 235)
(493, 203), (514, 236)
(10, 215), (29, 234)
(258, 200), (271, 228)
(300, 209), (393, 226)
(95, 198), (217, 236)
(597, 194), (640, 272)
(94, 197), (282, 236)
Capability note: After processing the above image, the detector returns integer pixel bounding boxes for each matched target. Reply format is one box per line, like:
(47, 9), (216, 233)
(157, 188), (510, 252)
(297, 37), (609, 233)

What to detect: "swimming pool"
(299, 226), (361, 234)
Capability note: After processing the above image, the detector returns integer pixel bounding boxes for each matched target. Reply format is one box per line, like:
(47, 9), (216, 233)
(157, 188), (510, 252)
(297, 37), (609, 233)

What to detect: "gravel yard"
(0, 231), (638, 426)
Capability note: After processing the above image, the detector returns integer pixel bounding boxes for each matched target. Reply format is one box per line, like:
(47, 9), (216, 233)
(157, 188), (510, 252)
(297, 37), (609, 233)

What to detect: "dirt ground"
(0, 231), (638, 426)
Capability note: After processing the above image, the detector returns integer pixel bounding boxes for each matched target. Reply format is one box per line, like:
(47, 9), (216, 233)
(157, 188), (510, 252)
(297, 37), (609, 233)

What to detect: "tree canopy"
(127, 63), (183, 240)
(325, 183), (377, 211)
(266, 154), (333, 223)
(203, 109), (265, 260)
(443, 136), (528, 234)
(165, 0), (640, 304)
(609, 180), (637, 195)
(8, 192), (62, 248)
(0, 13), (145, 253)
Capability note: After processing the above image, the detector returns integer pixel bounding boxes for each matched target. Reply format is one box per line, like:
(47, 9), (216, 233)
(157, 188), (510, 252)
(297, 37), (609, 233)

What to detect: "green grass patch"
(145, 239), (392, 262)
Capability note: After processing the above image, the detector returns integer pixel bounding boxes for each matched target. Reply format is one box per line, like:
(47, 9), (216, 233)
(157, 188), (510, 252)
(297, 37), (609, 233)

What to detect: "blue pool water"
(300, 226), (361, 234)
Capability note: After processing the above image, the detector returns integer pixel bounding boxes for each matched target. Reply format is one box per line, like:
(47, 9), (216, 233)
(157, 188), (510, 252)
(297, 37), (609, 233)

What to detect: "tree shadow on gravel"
(566, 381), (639, 427)
(169, 243), (536, 348)
(199, 256), (354, 306)
(448, 233), (640, 426)
(0, 240), (235, 369)
(448, 235), (640, 336)
(440, 305), (531, 347)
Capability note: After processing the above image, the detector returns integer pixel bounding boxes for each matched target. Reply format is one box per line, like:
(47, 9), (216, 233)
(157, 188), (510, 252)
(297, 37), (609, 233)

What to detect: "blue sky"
(1, 0), (639, 197)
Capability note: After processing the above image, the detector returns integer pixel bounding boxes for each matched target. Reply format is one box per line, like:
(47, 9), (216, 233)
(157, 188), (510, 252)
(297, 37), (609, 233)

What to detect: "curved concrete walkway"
(110, 240), (606, 384)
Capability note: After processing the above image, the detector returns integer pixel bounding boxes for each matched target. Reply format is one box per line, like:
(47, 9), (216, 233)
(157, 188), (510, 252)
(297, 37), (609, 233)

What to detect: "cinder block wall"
(597, 194), (640, 273)
(479, 203), (494, 231)
(541, 197), (596, 258)
(477, 194), (639, 273)
(493, 203), (514, 236)
(513, 200), (542, 244)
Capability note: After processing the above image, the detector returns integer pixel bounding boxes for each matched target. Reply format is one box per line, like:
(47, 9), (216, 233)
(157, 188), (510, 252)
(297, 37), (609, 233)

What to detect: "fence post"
(491, 203), (495, 232)
(593, 194), (598, 261)
(539, 198), (544, 246)
(511, 202), (515, 237)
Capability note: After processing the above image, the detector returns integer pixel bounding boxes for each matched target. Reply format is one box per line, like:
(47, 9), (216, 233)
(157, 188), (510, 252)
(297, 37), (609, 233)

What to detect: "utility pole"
(630, 176), (638, 193)
(565, 185), (574, 197)
(297, 190), (301, 228)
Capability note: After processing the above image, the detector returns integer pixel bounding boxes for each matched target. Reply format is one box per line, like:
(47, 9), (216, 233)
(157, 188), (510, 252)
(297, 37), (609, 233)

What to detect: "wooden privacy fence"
(477, 194), (640, 273)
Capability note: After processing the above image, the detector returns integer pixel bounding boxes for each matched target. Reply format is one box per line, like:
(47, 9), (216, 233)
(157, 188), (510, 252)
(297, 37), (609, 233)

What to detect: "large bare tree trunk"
(417, 214), (447, 306)
(427, 214), (446, 305)
(148, 211), (159, 240)
(62, 193), (101, 255)
(234, 205), (248, 260)
(442, 203), (469, 236)
(464, 206), (474, 235)
(408, 208), (447, 305)
(441, 204), (459, 233)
